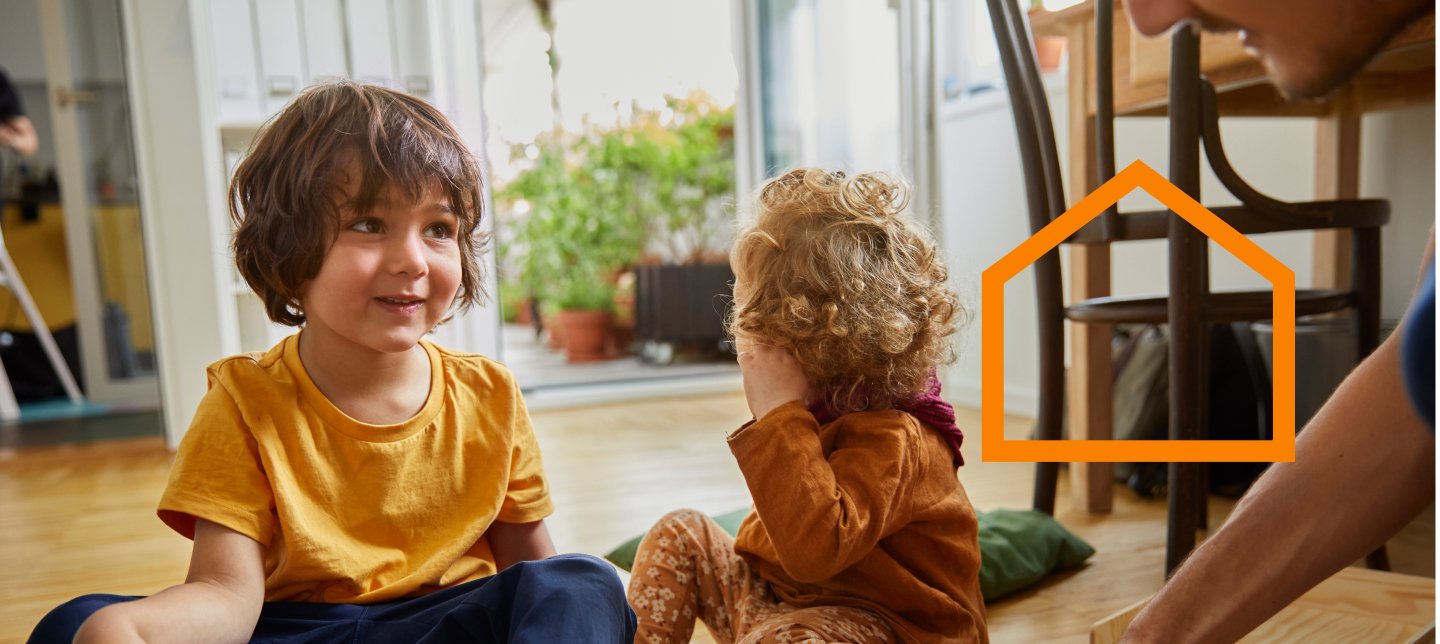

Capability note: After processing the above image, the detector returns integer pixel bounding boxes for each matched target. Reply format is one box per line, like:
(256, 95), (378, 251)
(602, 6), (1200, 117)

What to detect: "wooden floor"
(1, 390), (1432, 643)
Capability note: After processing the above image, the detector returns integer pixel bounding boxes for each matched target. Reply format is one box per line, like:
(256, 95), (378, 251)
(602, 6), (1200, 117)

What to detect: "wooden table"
(1030, 1), (1436, 514)
(1090, 567), (1436, 643)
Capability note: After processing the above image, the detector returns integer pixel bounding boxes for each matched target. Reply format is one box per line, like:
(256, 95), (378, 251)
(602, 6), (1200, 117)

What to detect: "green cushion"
(976, 508), (1095, 601)
(603, 507), (1093, 603)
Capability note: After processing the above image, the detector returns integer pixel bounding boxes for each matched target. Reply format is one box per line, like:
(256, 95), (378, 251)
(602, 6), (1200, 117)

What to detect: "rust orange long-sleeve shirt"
(728, 400), (988, 643)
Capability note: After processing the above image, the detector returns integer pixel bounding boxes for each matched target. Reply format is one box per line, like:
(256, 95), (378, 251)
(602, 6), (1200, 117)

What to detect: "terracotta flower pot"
(544, 312), (566, 350)
(1027, 8), (1068, 73)
(556, 310), (613, 363)
(514, 298), (536, 326)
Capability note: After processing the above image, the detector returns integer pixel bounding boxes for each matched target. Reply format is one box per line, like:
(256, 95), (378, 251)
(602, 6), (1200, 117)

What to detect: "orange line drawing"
(981, 160), (1295, 463)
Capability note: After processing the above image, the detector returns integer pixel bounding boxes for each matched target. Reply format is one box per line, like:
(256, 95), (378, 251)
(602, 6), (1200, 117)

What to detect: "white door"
(734, 0), (935, 214)
(37, 0), (160, 405)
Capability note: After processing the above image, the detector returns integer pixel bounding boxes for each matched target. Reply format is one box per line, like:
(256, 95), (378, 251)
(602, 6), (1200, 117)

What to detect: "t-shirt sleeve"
(495, 374), (553, 524)
(157, 374), (277, 545)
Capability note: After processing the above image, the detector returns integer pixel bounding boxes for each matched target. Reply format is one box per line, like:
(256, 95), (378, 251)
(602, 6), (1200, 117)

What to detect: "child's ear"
(733, 333), (753, 355)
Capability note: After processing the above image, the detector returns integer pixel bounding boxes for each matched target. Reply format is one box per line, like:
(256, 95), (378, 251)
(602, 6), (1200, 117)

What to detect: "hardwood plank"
(1090, 568), (1435, 644)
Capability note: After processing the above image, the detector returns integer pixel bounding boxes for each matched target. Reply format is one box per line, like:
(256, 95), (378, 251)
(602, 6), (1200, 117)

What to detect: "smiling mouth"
(376, 296), (425, 313)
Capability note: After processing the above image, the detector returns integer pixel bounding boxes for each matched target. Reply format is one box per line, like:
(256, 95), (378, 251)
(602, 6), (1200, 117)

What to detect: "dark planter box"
(634, 263), (734, 361)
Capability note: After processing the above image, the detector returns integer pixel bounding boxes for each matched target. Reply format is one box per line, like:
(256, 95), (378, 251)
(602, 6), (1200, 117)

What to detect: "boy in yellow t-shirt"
(29, 82), (635, 643)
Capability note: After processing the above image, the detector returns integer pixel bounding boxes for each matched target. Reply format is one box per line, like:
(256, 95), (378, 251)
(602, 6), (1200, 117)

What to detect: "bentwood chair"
(985, 0), (1390, 574)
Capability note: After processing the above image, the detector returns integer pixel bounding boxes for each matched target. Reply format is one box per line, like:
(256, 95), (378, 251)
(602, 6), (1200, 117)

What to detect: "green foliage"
(498, 280), (527, 323)
(590, 95), (736, 264)
(548, 270), (616, 313)
(499, 132), (644, 312)
(497, 94), (735, 312)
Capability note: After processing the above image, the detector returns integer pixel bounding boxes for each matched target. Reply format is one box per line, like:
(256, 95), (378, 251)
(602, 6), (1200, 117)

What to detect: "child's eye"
(425, 222), (455, 239)
(348, 218), (383, 234)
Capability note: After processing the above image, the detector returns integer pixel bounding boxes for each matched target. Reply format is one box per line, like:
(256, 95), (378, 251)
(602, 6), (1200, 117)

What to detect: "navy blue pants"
(30, 554), (635, 643)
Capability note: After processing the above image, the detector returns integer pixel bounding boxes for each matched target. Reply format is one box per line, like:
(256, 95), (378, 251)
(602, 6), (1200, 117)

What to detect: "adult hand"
(736, 338), (808, 420)
(0, 115), (38, 157)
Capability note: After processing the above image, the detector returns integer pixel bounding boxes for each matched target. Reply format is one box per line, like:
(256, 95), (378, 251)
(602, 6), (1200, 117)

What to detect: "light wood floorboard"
(1, 391), (1431, 643)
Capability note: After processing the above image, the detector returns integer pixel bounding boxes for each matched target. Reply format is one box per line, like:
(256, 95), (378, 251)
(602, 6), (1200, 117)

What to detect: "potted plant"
(498, 129), (648, 362)
(496, 94), (737, 364)
(544, 261), (616, 363)
(1027, 0), (1067, 73)
(624, 96), (738, 363)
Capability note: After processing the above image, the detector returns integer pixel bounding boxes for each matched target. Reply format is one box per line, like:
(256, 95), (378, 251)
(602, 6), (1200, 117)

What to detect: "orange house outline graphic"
(981, 160), (1296, 463)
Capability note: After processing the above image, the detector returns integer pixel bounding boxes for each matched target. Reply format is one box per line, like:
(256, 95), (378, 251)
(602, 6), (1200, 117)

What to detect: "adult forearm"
(1123, 335), (1436, 643)
(74, 579), (261, 644)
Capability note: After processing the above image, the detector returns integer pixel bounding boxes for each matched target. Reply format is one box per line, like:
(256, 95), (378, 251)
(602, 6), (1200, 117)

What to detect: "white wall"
(1, 0), (60, 177)
(125, 0), (236, 446)
(1, 1), (50, 81)
(1363, 107), (1437, 316)
(939, 78), (1435, 418)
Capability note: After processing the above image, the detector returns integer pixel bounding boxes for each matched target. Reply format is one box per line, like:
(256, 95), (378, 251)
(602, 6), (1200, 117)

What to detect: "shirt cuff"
(726, 400), (811, 447)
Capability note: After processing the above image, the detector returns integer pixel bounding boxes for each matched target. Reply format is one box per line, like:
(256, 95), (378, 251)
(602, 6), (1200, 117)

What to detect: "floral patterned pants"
(627, 509), (896, 644)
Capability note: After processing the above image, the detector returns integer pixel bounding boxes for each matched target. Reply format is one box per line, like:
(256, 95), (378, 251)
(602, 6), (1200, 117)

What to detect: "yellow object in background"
(94, 204), (155, 352)
(0, 203), (155, 352)
(0, 204), (77, 331)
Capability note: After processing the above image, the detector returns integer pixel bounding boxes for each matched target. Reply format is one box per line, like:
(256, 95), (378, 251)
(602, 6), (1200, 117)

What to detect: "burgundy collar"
(807, 374), (965, 467)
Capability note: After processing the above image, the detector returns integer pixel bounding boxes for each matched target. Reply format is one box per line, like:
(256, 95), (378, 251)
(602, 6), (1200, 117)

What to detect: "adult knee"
(28, 594), (135, 644)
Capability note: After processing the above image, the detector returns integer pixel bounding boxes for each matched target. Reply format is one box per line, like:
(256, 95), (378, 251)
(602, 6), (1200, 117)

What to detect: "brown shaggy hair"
(729, 169), (960, 413)
(229, 81), (488, 326)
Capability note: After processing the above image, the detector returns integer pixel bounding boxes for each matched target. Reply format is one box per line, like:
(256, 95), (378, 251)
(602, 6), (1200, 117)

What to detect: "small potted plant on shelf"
(1027, 0), (1068, 73)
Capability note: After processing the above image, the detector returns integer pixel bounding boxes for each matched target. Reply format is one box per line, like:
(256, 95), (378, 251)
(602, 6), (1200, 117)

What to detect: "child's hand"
(736, 339), (808, 419)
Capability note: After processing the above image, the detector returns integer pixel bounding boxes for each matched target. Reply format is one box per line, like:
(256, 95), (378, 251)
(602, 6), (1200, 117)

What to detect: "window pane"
(759, 0), (902, 176)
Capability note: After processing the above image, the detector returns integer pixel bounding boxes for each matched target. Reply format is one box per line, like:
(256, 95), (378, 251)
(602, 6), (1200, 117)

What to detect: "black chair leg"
(1031, 391), (1065, 515)
(1166, 463), (1201, 574)
(1366, 546), (1392, 571)
(1196, 465), (1209, 532)
(1034, 461), (1059, 516)
(1353, 226), (1391, 570)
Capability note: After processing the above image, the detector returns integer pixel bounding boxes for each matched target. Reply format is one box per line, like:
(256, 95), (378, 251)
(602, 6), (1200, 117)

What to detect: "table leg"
(1313, 111), (1360, 289)
(1066, 20), (1114, 514)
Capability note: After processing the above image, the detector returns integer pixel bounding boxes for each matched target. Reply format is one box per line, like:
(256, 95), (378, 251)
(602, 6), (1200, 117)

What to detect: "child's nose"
(387, 232), (429, 276)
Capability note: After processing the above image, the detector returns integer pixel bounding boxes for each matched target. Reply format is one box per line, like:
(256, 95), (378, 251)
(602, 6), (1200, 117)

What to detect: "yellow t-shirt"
(157, 334), (553, 604)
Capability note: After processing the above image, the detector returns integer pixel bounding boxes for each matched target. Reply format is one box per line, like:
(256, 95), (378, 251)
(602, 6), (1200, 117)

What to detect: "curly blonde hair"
(728, 168), (960, 413)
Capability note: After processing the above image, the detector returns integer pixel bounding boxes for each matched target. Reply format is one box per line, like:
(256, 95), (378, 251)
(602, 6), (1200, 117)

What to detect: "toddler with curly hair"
(627, 169), (987, 643)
